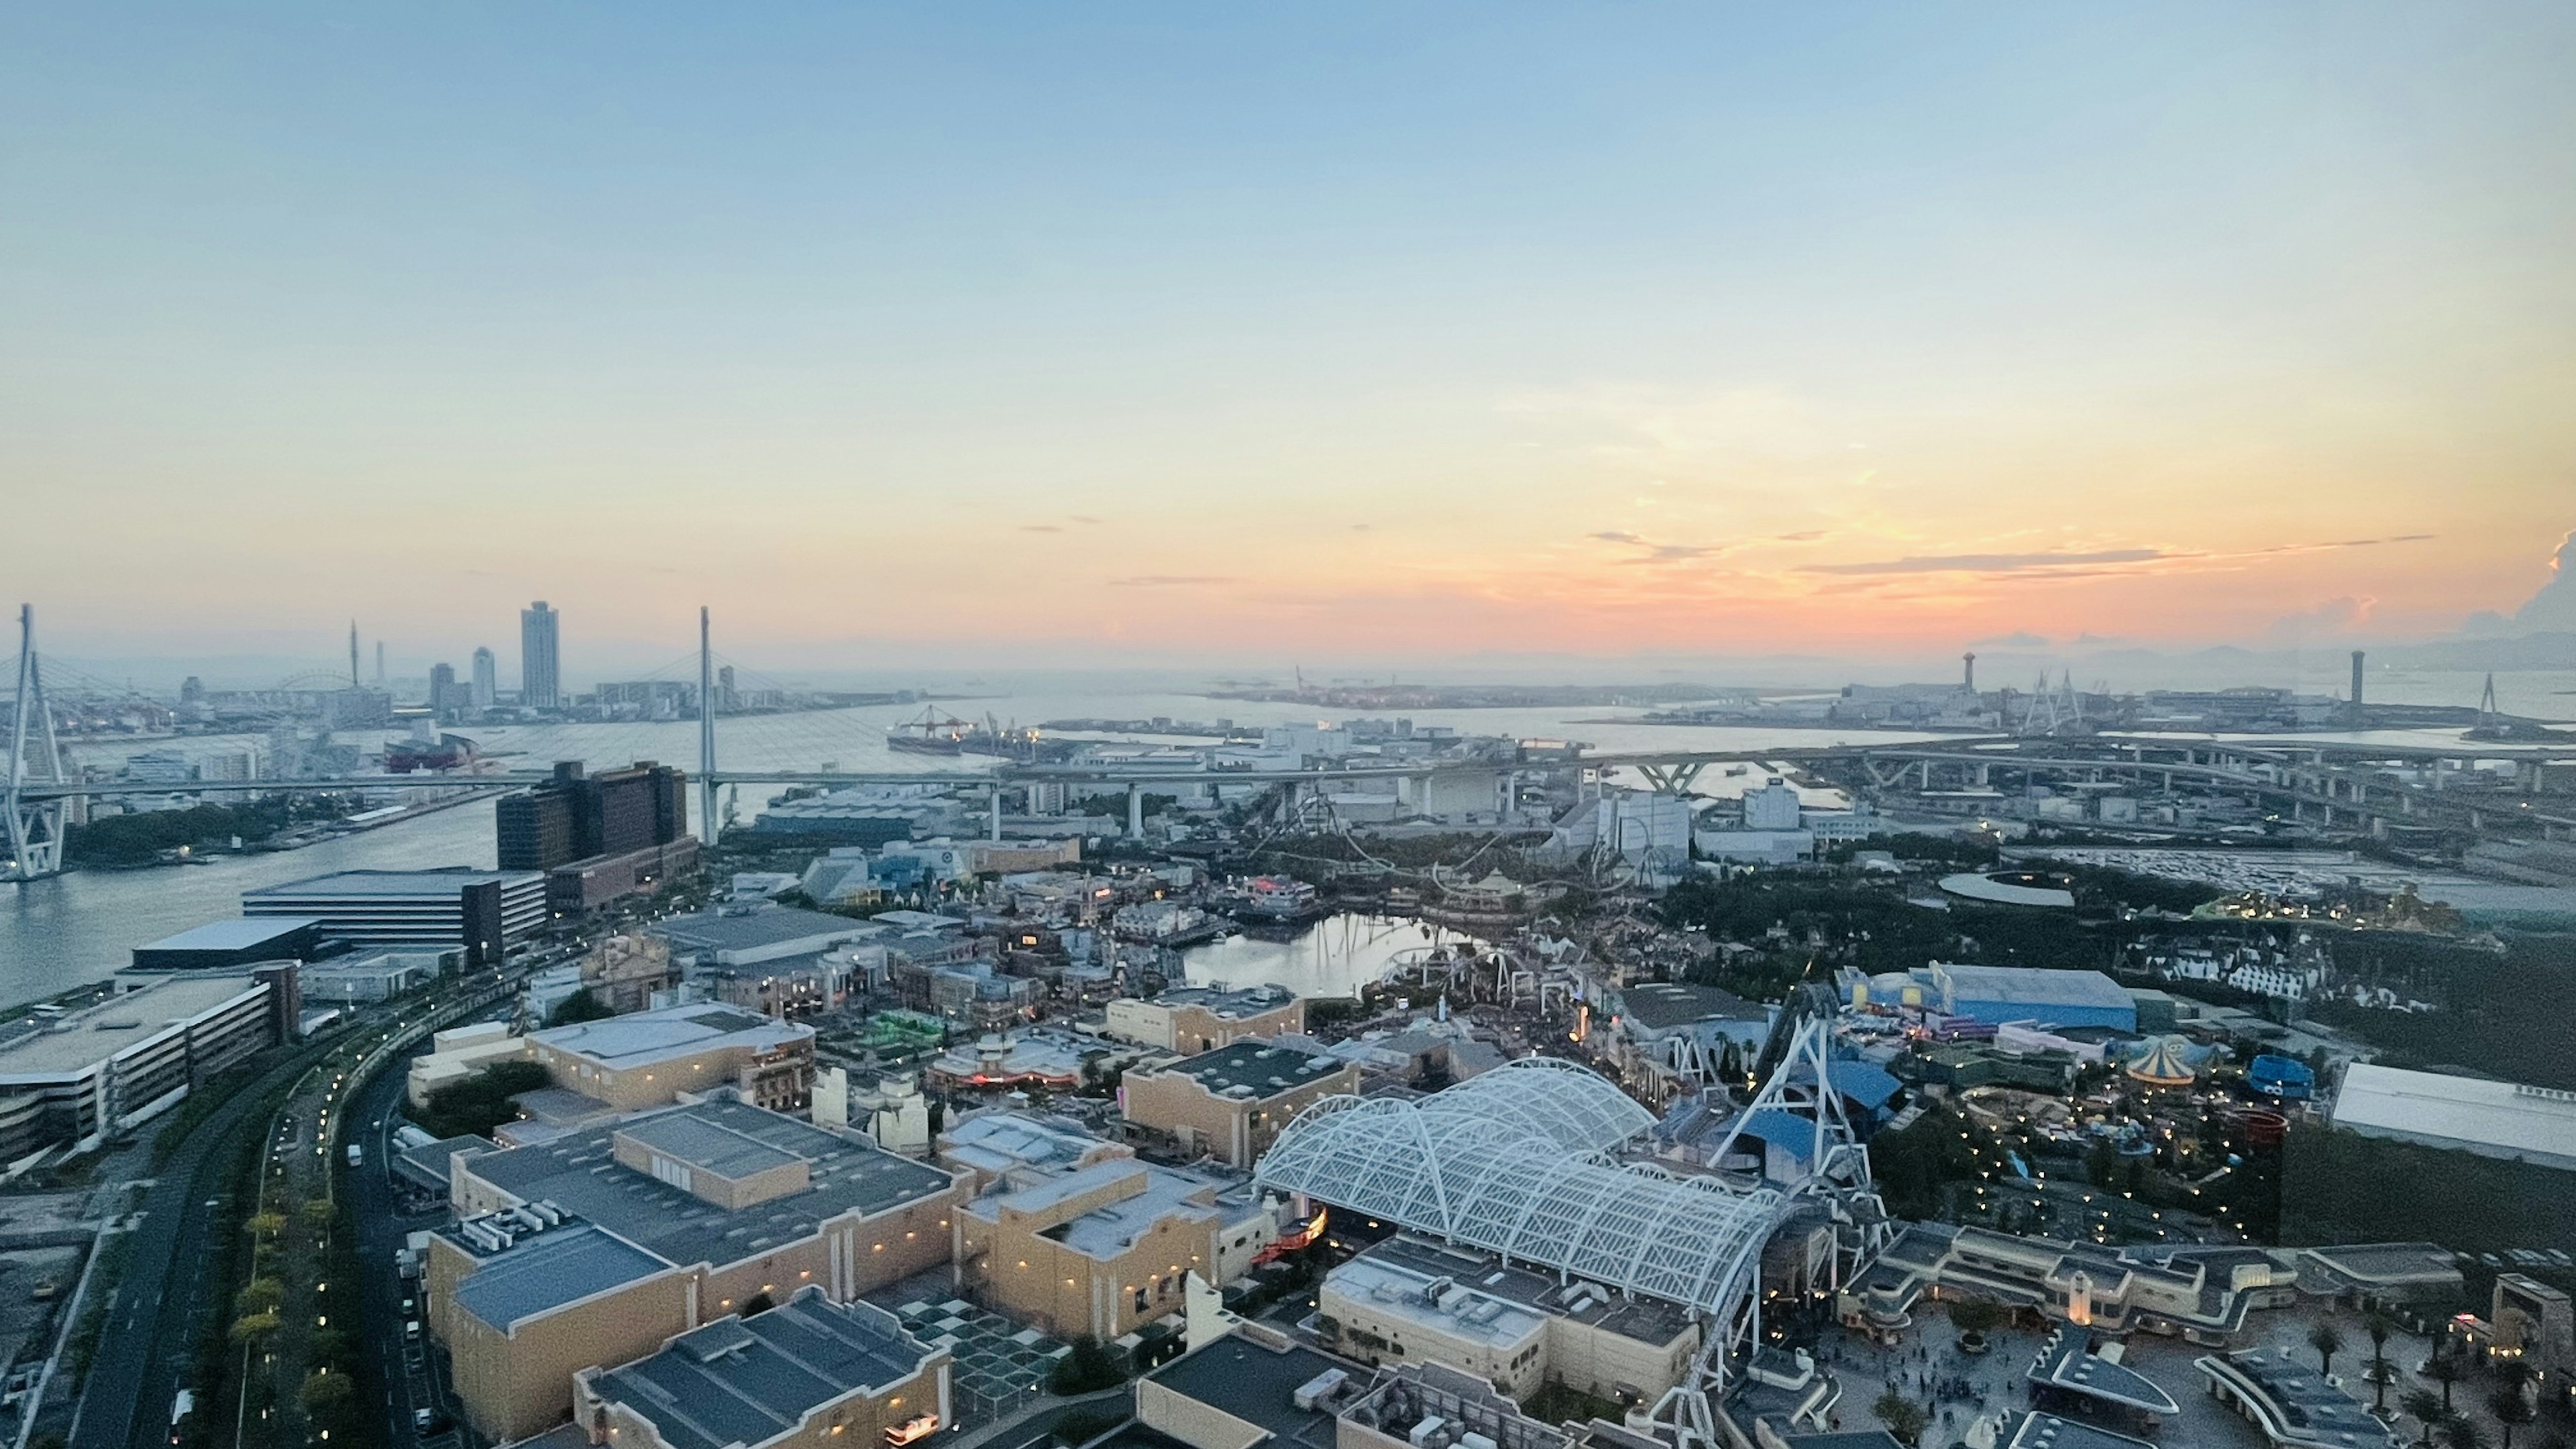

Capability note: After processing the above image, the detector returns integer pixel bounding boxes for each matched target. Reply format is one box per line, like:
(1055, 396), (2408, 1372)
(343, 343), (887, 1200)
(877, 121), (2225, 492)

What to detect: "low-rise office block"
(1120, 1040), (1358, 1167)
(1104, 986), (1303, 1055)
(1316, 1236), (1699, 1406)
(528, 1002), (816, 1112)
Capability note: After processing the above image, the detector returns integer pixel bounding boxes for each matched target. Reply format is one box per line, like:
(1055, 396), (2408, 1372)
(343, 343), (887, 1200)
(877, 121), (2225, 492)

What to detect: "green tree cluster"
(414, 1060), (553, 1140)
(1048, 1334), (1129, 1394)
(65, 798), (299, 866)
(544, 987), (617, 1027)
(1860, 1106), (1994, 1220)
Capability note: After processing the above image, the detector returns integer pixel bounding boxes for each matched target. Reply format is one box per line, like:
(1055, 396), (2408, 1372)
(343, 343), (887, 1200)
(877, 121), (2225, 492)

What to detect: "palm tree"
(2402, 1388), (2445, 1447)
(2491, 1387), (2536, 1449)
(2368, 1311), (2398, 1411)
(2312, 1320), (2348, 1379)
(2443, 1414), (2492, 1449)
(2431, 1352), (2463, 1409)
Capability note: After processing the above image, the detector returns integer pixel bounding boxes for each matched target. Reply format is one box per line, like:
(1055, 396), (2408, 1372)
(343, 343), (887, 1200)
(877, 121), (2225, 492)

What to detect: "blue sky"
(5, 3), (2571, 673)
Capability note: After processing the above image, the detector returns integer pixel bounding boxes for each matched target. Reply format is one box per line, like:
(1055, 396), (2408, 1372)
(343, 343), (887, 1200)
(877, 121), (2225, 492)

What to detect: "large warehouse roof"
(1932, 963), (2133, 1012)
(2330, 1063), (2576, 1172)
(1255, 1058), (1785, 1316)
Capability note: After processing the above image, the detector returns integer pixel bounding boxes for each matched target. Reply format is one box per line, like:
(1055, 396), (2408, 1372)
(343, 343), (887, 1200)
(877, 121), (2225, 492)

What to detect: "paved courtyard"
(1813, 1301), (2416, 1448)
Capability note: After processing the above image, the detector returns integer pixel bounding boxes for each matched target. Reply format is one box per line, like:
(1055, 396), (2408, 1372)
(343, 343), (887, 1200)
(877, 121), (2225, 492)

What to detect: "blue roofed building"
(1921, 963), (2137, 1032)
(2247, 1055), (2316, 1102)
(1786, 1057), (1904, 1130)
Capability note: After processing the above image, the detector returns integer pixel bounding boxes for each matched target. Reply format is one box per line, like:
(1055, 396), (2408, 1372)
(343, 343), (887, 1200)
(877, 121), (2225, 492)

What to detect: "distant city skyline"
(5, 6), (2571, 665)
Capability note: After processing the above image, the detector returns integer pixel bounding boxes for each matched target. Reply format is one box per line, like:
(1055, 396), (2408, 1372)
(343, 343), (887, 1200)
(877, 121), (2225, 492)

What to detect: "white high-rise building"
(1741, 778), (1803, 830)
(470, 647), (497, 710)
(519, 602), (560, 709)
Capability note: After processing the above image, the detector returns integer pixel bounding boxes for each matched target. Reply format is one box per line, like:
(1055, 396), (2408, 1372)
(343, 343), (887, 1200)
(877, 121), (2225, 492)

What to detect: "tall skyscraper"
(429, 661), (459, 720)
(520, 601), (561, 709)
(470, 647), (497, 710)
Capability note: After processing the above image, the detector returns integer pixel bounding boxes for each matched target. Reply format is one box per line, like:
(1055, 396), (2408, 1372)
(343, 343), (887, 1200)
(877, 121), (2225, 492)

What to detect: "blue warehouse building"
(1923, 963), (2137, 1033)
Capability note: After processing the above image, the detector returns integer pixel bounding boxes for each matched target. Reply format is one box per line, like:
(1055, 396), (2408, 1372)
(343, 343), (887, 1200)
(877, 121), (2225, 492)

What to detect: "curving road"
(68, 971), (527, 1449)
(69, 1035), (341, 1449)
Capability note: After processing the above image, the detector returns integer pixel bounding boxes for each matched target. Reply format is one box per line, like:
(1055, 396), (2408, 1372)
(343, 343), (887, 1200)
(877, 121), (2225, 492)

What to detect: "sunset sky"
(5, 4), (2572, 678)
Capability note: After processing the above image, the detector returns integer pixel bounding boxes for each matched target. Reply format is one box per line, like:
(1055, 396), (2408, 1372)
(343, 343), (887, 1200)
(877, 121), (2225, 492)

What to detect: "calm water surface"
(8, 673), (2544, 1008)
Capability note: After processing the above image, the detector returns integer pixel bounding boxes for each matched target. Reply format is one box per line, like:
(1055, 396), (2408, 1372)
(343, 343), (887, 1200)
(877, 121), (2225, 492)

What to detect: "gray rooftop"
(963, 1158), (1253, 1260)
(1615, 981), (1770, 1031)
(619, 1112), (806, 1180)
(1935, 964), (2134, 1012)
(462, 1099), (957, 1271)
(2301, 1242), (2463, 1289)
(132, 918), (319, 952)
(530, 1003), (813, 1069)
(1148, 1040), (1345, 1099)
(2027, 1329), (2181, 1415)
(245, 868), (539, 900)
(450, 1222), (672, 1330)
(1358, 1235), (1694, 1347)
(1998, 1415), (2157, 1449)
(1146, 1336), (1354, 1449)
(1150, 984), (1297, 1016)
(1328, 1252), (1546, 1350)
(591, 1290), (938, 1449)
(655, 908), (885, 953)
(395, 1134), (490, 1192)
(2196, 1349), (2394, 1447)
(941, 1110), (1112, 1175)
(0, 974), (270, 1078)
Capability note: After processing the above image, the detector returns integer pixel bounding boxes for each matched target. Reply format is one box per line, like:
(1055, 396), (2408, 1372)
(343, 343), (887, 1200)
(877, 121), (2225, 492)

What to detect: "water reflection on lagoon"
(1175, 912), (1489, 999)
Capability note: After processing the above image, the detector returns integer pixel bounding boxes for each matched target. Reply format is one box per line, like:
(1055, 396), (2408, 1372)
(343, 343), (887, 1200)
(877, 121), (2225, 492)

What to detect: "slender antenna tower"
(698, 606), (719, 846)
(5, 606), (69, 881)
(348, 621), (362, 686)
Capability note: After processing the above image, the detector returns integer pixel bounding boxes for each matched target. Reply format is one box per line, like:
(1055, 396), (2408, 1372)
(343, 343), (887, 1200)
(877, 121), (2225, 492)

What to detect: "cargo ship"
(886, 708), (973, 755)
(888, 708), (1051, 760)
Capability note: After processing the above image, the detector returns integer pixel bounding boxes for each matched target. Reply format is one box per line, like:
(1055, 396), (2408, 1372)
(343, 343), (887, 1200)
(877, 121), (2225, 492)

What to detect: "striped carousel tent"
(2125, 1034), (2196, 1087)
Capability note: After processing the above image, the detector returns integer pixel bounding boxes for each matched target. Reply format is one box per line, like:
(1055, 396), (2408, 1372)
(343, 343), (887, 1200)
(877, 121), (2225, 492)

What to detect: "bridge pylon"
(5, 605), (70, 883)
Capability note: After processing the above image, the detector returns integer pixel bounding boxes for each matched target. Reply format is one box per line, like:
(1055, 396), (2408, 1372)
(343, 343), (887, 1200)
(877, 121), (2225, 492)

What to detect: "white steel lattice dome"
(1256, 1057), (1788, 1316)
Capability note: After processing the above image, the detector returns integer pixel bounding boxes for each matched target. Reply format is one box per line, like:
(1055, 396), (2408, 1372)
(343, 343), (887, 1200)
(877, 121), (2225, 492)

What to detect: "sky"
(4, 3), (2573, 682)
